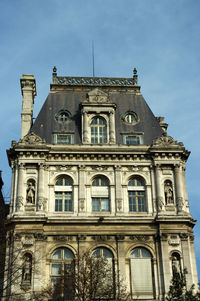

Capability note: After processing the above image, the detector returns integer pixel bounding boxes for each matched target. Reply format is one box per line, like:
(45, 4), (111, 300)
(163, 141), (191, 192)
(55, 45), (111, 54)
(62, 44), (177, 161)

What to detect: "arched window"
(90, 117), (107, 144)
(130, 247), (154, 298)
(51, 248), (75, 299)
(92, 247), (114, 297)
(128, 176), (146, 212)
(55, 176), (73, 212)
(92, 176), (110, 212)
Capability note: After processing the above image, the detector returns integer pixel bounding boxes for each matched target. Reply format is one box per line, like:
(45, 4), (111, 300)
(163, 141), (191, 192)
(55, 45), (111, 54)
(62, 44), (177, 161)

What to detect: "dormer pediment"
(87, 88), (109, 103)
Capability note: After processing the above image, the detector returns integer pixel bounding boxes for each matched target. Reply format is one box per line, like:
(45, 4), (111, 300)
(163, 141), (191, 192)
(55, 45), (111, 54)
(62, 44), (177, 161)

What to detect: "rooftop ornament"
(52, 67), (140, 89)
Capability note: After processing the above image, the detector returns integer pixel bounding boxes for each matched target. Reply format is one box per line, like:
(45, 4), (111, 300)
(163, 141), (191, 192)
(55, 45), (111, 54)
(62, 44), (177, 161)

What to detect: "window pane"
(101, 198), (109, 212)
(138, 196), (145, 212)
(102, 248), (113, 258)
(64, 249), (74, 259)
(92, 198), (100, 211)
(141, 248), (151, 258)
(51, 263), (62, 275)
(93, 248), (101, 257)
(55, 194), (63, 212)
(129, 194), (136, 212)
(131, 248), (140, 258)
(125, 135), (140, 145)
(56, 176), (72, 186)
(52, 249), (62, 259)
(64, 192), (72, 211)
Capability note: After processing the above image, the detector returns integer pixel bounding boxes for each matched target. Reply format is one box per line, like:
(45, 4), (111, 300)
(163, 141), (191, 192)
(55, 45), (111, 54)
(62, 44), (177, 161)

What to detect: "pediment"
(19, 131), (46, 145)
(152, 134), (183, 148)
(87, 88), (109, 103)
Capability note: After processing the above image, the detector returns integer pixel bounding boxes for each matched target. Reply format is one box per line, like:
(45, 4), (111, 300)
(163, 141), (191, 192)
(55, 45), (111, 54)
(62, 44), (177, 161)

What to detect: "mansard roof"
(31, 69), (163, 145)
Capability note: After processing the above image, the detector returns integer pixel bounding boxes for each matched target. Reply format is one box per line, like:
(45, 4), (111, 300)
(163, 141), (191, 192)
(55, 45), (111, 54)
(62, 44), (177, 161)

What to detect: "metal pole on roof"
(92, 40), (95, 77)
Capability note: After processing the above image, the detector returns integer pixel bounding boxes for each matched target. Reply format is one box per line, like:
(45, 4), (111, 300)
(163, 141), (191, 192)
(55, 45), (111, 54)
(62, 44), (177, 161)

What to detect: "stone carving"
(152, 134), (183, 147)
(117, 199), (122, 211)
(53, 75), (136, 87)
(22, 254), (32, 284)
(38, 197), (46, 211)
(177, 197), (184, 211)
(34, 233), (47, 240)
(23, 236), (34, 246)
(19, 132), (45, 145)
(92, 235), (111, 241)
(53, 236), (72, 241)
(179, 233), (188, 240)
(157, 197), (164, 212)
(172, 254), (181, 274)
(87, 88), (109, 103)
(164, 180), (174, 204)
(26, 180), (35, 204)
(79, 198), (85, 211)
(130, 235), (150, 241)
(16, 196), (24, 211)
(168, 235), (180, 246)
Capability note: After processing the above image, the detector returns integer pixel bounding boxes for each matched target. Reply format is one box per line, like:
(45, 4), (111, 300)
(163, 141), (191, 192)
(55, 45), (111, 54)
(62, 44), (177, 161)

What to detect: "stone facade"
(4, 69), (198, 300)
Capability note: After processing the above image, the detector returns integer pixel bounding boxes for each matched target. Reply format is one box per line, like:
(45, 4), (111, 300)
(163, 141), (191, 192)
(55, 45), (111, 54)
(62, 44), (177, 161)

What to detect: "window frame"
(128, 177), (147, 213)
(54, 176), (73, 212)
(50, 248), (75, 300)
(90, 116), (108, 144)
(123, 134), (143, 145)
(91, 176), (110, 212)
(53, 133), (74, 145)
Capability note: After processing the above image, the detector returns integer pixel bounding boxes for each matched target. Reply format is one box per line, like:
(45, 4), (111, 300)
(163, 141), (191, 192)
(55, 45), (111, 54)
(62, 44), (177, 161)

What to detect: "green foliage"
(166, 268), (200, 301)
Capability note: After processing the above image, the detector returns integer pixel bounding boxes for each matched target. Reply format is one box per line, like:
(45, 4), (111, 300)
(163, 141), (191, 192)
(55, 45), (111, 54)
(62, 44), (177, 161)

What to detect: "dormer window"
(123, 135), (143, 145)
(55, 110), (70, 123)
(54, 133), (74, 144)
(91, 117), (107, 144)
(123, 112), (139, 125)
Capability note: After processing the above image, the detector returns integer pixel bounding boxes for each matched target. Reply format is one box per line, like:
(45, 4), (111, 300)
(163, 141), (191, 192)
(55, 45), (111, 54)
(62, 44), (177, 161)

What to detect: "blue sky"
(0, 0), (200, 278)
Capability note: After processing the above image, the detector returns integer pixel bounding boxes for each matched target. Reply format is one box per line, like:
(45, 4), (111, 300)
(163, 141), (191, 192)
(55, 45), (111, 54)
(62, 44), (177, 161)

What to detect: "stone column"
(38, 164), (45, 211)
(83, 111), (89, 143)
(115, 165), (122, 212)
(150, 165), (156, 213)
(109, 110), (115, 143)
(182, 164), (189, 212)
(10, 162), (15, 213)
(20, 74), (37, 138)
(159, 233), (171, 297)
(155, 164), (164, 212)
(180, 234), (193, 288)
(78, 165), (86, 212)
(17, 163), (24, 211)
(174, 164), (184, 212)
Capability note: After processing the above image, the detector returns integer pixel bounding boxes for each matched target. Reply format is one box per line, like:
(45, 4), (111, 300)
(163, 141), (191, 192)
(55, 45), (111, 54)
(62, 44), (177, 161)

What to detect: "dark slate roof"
(31, 90), (163, 145)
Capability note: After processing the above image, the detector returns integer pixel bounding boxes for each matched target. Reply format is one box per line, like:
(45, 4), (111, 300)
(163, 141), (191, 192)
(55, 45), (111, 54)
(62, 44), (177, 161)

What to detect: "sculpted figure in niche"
(172, 253), (181, 274)
(164, 180), (174, 204)
(22, 254), (32, 284)
(26, 180), (35, 204)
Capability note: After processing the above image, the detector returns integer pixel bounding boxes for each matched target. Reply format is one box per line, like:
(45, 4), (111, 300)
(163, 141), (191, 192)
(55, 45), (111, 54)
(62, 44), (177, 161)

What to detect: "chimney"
(20, 74), (37, 138)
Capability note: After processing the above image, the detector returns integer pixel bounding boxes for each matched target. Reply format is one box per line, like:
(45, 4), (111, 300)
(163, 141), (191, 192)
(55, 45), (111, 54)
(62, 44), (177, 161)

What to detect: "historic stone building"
(5, 68), (198, 300)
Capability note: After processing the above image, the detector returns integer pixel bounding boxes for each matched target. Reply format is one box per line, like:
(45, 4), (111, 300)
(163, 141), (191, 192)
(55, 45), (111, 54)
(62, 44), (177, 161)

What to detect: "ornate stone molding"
(19, 132), (45, 145)
(86, 88), (109, 103)
(92, 235), (111, 241)
(152, 134), (183, 147)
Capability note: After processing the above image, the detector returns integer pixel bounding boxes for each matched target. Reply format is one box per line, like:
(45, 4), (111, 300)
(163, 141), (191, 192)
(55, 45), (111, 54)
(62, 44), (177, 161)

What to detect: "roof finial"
(52, 66), (57, 83)
(133, 68), (138, 85)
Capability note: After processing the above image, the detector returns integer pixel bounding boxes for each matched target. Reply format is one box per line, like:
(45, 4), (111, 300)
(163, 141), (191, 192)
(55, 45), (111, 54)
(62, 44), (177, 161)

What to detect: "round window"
(123, 112), (138, 124)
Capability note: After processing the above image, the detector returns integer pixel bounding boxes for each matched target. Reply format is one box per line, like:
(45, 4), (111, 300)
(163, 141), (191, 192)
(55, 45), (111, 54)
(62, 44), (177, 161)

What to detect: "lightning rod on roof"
(92, 40), (95, 77)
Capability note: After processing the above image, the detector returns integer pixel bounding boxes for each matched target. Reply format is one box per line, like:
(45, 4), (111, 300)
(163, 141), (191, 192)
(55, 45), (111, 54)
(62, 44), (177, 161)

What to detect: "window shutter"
(130, 258), (153, 298)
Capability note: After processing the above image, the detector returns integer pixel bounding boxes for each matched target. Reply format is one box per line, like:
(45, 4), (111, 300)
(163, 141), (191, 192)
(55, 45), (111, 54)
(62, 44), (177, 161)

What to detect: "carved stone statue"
(22, 254), (32, 284)
(164, 181), (174, 204)
(26, 180), (35, 204)
(172, 254), (181, 274)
